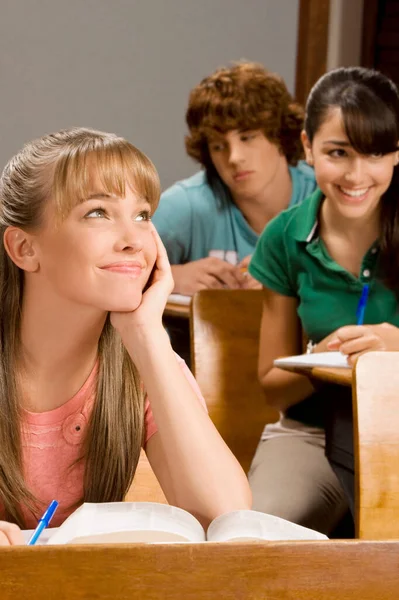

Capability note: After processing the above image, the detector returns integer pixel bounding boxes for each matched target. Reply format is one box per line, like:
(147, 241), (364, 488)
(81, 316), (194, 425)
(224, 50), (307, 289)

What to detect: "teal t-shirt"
(153, 162), (316, 265)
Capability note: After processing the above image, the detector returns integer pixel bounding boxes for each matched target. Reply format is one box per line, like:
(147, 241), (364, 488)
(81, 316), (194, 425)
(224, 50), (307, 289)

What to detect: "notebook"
(274, 352), (350, 369)
(31, 502), (328, 545)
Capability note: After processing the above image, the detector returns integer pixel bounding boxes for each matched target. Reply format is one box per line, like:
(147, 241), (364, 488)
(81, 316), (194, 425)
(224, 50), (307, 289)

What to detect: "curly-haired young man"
(153, 61), (316, 295)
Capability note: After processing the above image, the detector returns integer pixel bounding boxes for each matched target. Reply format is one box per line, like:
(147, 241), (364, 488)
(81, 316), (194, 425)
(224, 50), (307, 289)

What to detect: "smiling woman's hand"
(110, 224), (174, 338)
(327, 322), (399, 365)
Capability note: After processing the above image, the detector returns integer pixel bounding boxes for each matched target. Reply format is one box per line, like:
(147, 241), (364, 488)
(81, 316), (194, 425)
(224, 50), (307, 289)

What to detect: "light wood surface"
(190, 290), (278, 472)
(125, 450), (167, 504)
(2, 541), (399, 599)
(353, 352), (399, 539)
(164, 300), (190, 318)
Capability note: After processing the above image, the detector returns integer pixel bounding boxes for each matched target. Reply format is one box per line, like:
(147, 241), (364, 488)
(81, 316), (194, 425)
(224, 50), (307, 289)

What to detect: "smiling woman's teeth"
(339, 187), (368, 197)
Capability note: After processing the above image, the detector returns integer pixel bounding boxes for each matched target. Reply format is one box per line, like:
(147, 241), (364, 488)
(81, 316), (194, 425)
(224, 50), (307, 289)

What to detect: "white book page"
(47, 502), (205, 545)
(22, 528), (57, 545)
(207, 510), (328, 542)
(167, 294), (191, 306)
(274, 352), (350, 369)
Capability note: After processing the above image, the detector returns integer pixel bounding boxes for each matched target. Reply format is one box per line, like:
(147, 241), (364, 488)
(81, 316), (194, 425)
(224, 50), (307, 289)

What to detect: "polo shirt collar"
(293, 188), (324, 242)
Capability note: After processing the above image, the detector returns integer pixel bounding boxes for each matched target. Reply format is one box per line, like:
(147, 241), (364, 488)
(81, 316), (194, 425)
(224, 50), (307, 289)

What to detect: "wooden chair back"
(2, 541), (399, 598)
(190, 289), (278, 472)
(353, 351), (399, 539)
(125, 450), (167, 503)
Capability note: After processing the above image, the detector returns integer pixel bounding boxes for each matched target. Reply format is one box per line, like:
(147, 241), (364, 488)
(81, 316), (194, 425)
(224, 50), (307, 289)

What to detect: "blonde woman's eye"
(85, 208), (106, 218)
(135, 211), (151, 222)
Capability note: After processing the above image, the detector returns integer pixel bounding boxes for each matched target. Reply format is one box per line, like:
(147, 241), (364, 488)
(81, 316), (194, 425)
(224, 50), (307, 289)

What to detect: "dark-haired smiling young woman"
(248, 67), (399, 535)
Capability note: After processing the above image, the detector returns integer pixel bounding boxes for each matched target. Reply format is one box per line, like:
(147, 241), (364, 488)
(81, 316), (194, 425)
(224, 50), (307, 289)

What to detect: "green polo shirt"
(250, 188), (399, 341)
(249, 188), (399, 427)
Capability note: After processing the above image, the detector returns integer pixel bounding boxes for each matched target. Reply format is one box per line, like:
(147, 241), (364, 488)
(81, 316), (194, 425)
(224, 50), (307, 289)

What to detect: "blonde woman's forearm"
(126, 327), (251, 527)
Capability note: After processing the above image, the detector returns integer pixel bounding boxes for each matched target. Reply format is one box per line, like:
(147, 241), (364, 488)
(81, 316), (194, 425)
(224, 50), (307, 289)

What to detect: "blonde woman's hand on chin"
(111, 228), (251, 521)
(0, 521), (24, 545)
(110, 224), (174, 343)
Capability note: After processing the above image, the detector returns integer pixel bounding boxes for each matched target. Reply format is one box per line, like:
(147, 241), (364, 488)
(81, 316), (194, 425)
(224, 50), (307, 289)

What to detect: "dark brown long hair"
(305, 67), (399, 295)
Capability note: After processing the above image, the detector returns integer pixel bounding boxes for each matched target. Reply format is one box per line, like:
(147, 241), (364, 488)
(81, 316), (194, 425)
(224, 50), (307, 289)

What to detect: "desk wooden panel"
(1, 541), (399, 599)
(164, 301), (190, 318)
(353, 352), (399, 540)
(191, 290), (278, 472)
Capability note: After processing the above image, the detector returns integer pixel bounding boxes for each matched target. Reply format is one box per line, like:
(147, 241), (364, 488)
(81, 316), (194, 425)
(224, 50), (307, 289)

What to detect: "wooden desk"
(278, 364), (352, 386)
(2, 541), (399, 599)
(164, 300), (191, 318)
(191, 289), (276, 472)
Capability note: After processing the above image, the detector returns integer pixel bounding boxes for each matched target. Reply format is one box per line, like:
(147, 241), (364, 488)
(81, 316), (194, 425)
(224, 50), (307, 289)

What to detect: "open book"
(274, 352), (350, 369)
(42, 502), (327, 545)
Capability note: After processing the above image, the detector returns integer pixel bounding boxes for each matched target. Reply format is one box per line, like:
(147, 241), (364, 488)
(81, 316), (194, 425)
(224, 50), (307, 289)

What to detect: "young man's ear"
(3, 227), (39, 272)
(301, 130), (313, 166)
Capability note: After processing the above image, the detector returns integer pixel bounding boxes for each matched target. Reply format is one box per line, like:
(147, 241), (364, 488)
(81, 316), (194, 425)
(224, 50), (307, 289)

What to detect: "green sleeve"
(152, 184), (193, 264)
(248, 214), (297, 297)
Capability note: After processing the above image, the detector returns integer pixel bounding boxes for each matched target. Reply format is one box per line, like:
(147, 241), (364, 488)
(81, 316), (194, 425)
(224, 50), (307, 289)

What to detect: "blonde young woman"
(0, 128), (251, 545)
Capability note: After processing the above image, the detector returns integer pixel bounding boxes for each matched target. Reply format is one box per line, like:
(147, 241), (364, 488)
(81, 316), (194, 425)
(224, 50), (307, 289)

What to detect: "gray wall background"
(0, 0), (299, 189)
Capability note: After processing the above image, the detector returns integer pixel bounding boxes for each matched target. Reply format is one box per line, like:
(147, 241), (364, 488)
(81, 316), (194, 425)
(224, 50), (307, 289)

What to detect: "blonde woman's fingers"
(0, 522), (24, 545)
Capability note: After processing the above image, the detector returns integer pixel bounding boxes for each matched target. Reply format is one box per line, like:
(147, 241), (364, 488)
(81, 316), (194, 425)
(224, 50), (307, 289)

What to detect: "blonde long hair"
(0, 127), (161, 526)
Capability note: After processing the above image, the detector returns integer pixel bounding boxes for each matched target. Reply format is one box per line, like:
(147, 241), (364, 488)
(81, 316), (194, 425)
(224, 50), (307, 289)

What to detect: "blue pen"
(356, 284), (370, 326)
(28, 500), (58, 546)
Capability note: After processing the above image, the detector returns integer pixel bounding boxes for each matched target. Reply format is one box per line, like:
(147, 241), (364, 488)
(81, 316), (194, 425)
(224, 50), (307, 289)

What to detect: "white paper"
(24, 506), (328, 545)
(167, 294), (191, 306)
(207, 510), (328, 542)
(22, 528), (57, 545)
(274, 352), (350, 369)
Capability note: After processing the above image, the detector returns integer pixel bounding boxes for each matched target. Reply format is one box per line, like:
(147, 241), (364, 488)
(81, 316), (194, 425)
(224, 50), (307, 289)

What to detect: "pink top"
(5, 355), (206, 528)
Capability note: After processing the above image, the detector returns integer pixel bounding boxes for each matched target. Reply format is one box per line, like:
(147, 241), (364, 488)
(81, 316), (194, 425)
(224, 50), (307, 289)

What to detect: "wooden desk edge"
(3, 540), (399, 600)
(164, 302), (191, 318)
(310, 366), (352, 386)
(3, 538), (399, 555)
(277, 364), (352, 386)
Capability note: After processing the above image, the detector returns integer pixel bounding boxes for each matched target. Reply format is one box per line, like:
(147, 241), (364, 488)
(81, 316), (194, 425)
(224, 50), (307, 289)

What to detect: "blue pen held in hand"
(356, 284), (370, 326)
(28, 500), (58, 545)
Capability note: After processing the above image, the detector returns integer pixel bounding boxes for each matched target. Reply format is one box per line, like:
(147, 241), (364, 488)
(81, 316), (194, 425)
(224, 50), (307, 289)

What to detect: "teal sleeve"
(152, 184), (193, 264)
(248, 215), (297, 297)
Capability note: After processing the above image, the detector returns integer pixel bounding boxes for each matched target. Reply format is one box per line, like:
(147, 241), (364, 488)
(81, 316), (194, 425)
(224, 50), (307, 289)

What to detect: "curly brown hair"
(185, 62), (304, 177)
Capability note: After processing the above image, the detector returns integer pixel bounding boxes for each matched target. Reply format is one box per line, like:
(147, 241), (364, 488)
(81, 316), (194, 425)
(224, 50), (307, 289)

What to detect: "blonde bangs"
(51, 137), (161, 219)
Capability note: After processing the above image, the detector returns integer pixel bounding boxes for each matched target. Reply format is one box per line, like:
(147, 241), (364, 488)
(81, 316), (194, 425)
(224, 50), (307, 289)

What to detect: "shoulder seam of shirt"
(168, 171), (207, 192)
